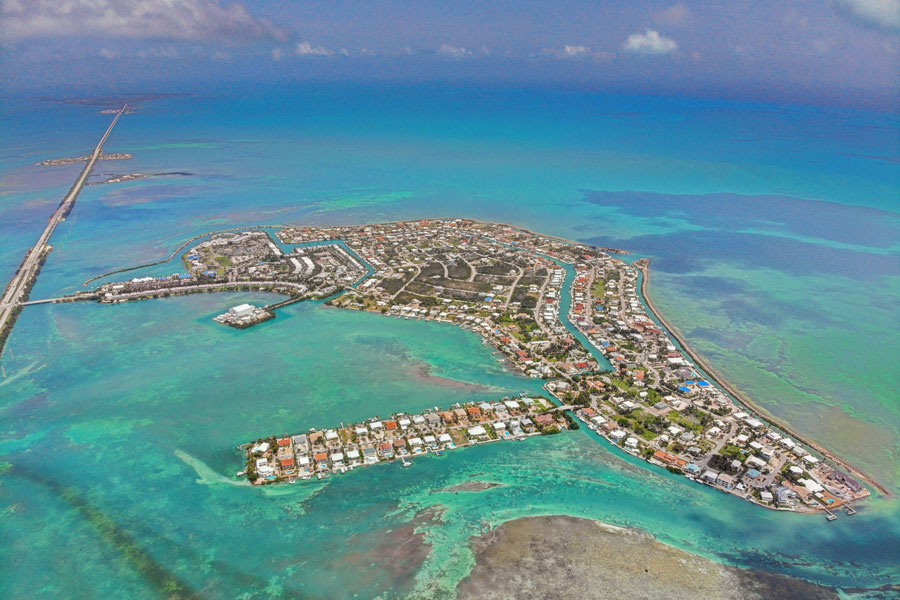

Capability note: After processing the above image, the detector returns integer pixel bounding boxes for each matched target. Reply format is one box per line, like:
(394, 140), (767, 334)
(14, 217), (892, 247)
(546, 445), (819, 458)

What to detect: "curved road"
(635, 258), (889, 496)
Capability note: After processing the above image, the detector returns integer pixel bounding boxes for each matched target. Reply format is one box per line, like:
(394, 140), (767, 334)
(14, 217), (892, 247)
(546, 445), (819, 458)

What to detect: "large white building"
(229, 303), (255, 317)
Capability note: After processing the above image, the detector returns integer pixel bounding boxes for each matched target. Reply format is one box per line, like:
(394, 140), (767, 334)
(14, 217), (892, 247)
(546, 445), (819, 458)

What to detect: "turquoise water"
(1, 86), (898, 598)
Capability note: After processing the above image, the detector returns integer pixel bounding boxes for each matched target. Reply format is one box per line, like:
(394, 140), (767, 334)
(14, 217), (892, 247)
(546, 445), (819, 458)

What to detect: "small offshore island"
(67, 218), (870, 516)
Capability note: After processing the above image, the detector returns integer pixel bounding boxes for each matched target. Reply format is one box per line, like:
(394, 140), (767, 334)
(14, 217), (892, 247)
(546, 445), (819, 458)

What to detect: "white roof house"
(229, 303), (255, 316)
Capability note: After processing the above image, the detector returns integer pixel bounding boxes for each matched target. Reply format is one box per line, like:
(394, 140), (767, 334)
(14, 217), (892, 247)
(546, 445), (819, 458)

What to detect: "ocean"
(0, 85), (898, 598)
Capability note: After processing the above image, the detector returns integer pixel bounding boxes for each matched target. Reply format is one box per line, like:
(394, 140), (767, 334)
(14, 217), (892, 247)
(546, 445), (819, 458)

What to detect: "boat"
(235, 470), (246, 477)
(401, 458), (412, 467)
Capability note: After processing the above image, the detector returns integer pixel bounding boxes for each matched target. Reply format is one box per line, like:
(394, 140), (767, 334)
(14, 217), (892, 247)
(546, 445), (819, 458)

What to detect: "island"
(35, 152), (133, 166)
(46, 218), (872, 516)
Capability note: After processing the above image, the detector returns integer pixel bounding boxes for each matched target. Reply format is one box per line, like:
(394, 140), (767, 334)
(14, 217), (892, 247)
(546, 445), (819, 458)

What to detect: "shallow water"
(1, 86), (898, 598)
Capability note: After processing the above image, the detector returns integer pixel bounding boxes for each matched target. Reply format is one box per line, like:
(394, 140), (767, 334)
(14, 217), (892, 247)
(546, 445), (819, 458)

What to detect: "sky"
(0, 0), (898, 108)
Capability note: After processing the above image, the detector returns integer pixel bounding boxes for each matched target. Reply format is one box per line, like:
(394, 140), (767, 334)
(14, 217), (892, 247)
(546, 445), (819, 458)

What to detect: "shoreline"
(635, 258), (890, 497)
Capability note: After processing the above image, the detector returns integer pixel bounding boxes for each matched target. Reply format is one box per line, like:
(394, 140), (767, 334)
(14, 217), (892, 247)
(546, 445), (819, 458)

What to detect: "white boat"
(401, 458), (412, 467)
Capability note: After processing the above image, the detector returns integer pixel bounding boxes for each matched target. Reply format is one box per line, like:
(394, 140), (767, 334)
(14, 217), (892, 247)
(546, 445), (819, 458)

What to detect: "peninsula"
(243, 396), (572, 483)
(38, 218), (872, 516)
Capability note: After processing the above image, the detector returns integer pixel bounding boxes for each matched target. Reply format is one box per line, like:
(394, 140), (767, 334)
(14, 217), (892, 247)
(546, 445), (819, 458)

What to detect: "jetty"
(242, 396), (572, 484)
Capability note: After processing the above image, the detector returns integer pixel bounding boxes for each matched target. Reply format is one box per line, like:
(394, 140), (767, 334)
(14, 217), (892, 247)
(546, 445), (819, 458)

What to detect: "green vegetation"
(720, 444), (746, 461)
(666, 408), (710, 433)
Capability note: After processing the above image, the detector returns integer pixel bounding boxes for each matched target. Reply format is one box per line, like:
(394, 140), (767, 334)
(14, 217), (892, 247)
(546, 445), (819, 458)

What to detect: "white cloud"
(0, 0), (291, 44)
(437, 43), (471, 58)
(652, 3), (690, 27)
(98, 47), (117, 59)
(834, 0), (900, 31)
(541, 44), (609, 60)
(564, 44), (590, 57)
(272, 47), (284, 61)
(623, 29), (678, 54)
(295, 41), (334, 56)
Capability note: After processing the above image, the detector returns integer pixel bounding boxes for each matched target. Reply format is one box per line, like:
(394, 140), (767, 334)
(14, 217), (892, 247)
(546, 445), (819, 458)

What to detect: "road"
(0, 106), (126, 353)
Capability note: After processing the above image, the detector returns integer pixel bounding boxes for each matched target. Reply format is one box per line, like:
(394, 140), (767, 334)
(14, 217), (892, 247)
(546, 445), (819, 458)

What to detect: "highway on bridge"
(0, 106), (127, 354)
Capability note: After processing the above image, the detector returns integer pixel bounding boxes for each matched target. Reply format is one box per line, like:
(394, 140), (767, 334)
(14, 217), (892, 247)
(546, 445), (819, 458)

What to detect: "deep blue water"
(0, 85), (898, 598)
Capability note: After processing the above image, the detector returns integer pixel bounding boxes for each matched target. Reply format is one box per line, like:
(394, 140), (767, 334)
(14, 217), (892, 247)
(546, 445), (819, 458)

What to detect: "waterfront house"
(716, 473), (735, 490)
(362, 445), (378, 464)
(467, 426), (489, 441)
(314, 451), (329, 470)
(378, 442), (394, 459)
(534, 414), (556, 427)
(701, 470), (719, 484)
(256, 458), (275, 478)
